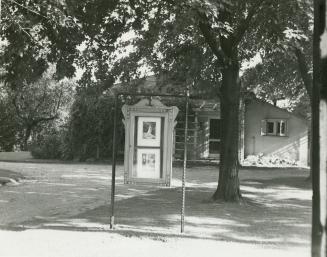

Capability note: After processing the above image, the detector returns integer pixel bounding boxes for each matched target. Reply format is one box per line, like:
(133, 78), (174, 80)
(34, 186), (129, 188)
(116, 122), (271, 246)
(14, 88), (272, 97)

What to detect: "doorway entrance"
(209, 118), (221, 158)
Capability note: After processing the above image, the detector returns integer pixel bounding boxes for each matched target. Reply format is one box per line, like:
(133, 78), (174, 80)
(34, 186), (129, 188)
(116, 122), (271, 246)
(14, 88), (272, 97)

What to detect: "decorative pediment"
(133, 98), (166, 108)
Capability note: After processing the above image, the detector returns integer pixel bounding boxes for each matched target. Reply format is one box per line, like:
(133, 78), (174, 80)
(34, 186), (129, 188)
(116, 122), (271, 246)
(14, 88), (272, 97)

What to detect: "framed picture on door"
(136, 148), (160, 179)
(137, 117), (161, 147)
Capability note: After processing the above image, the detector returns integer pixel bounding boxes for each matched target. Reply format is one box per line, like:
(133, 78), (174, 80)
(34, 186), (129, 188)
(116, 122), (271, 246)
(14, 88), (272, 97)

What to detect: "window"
(261, 119), (287, 136)
(277, 120), (286, 136)
(267, 122), (275, 134)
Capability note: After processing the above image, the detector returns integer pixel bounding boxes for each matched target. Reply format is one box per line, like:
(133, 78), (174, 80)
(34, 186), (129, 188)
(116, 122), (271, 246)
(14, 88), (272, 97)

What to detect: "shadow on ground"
(1, 169), (311, 248)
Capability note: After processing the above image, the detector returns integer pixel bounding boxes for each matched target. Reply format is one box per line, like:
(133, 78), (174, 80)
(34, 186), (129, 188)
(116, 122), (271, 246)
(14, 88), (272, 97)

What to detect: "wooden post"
(312, 0), (327, 256)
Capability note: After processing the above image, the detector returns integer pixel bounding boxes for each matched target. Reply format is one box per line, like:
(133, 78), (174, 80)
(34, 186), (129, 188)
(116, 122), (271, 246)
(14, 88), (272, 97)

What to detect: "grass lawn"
(0, 161), (311, 257)
(0, 168), (25, 182)
(0, 151), (33, 162)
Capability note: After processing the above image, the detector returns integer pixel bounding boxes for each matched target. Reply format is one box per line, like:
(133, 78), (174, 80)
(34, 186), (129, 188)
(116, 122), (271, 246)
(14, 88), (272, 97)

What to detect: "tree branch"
(197, 11), (226, 64)
(294, 47), (313, 102)
(12, 94), (25, 121)
(33, 115), (58, 125)
(32, 87), (47, 114)
(7, 0), (49, 20)
(54, 89), (63, 113)
(232, 0), (266, 46)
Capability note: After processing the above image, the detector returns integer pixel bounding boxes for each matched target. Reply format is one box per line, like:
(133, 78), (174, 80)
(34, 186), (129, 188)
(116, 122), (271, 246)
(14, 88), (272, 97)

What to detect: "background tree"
(241, 0), (313, 117)
(0, 86), (18, 151)
(65, 85), (124, 161)
(0, 0), (84, 150)
(242, 50), (311, 119)
(8, 68), (74, 150)
(0, 0), (82, 84)
(68, 0), (140, 89)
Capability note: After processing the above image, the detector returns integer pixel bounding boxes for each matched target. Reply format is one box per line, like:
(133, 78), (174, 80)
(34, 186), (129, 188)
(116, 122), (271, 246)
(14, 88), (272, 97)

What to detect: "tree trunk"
(294, 48), (313, 179)
(213, 49), (241, 202)
(311, 0), (327, 256)
(23, 126), (32, 151)
(294, 47), (313, 102)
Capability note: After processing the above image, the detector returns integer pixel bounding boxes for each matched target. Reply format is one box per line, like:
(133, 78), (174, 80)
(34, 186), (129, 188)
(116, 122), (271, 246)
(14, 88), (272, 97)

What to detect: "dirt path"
(0, 162), (311, 256)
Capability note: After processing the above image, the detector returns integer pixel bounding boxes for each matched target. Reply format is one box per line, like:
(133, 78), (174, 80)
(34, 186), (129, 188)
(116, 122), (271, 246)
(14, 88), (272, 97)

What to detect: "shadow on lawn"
(243, 176), (312, 190)
(1, 175), (312, 247)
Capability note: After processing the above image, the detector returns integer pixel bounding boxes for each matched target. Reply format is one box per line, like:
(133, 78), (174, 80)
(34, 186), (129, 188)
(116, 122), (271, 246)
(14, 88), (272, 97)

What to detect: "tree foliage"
(242, 51), (311, 118)
(7, 67), (74, 149)
(64, 87), (124, 161)
(0, 0), (83, 85)
(242, 0), (313, 119)
(0, 0), (83, 150)
(0, 88), (18, 151)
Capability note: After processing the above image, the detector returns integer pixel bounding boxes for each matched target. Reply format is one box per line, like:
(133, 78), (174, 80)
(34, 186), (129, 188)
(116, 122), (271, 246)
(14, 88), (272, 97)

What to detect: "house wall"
(244, 100), (309, 165)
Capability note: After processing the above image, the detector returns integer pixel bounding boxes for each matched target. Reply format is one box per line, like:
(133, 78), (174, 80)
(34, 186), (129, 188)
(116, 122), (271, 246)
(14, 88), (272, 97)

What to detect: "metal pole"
(110, 94), (119, 229)
(181, 87), (189, 233)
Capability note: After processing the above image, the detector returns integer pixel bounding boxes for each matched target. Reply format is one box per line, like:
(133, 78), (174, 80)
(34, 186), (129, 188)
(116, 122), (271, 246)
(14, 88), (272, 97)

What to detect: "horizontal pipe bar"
(115, 91), (208, 99)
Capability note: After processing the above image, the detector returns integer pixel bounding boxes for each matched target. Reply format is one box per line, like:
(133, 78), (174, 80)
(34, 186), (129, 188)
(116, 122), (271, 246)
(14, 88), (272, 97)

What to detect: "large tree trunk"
(294, 47), (313, 179)
(311, 0), (327, 256)
(213, 48), (241, 202)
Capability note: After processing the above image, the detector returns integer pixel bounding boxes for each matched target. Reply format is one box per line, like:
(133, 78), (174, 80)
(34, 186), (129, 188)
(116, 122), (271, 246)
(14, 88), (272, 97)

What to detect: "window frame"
(261, 119), (288, 137)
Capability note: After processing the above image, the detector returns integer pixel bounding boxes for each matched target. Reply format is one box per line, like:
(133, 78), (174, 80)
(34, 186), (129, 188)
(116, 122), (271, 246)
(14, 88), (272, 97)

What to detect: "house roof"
(113, 76), (308, 122)
(247, 97), (309, 123)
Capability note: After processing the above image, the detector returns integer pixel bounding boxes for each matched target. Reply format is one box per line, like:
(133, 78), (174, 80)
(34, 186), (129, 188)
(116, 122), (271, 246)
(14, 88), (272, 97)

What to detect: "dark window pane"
(209, 141), (220, 154)
(280, 121), (286, 134)
(209, 119), (221, 139)
(267, 122), (275, 134)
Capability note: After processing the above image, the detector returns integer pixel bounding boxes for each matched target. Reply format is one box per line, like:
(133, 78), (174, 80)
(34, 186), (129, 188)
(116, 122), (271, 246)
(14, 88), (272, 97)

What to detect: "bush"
(66, 91), (124, 161)
(30, 131), (63, 159)
(243, 153), (298, 167)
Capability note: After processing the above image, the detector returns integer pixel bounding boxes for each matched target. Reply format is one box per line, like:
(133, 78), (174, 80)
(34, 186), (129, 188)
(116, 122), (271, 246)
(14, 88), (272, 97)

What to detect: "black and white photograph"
(0, 0), (326, 257)
(135, 148), (160, 179)
(143, 121), (156, 139)
(137, 117), (161, 147)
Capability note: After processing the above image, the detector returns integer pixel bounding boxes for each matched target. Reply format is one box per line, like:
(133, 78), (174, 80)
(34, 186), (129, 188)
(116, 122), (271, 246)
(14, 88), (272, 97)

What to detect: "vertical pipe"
(110, 94), (118, 229)
(181, 87), (189, 233)
(194, 112), (198, 159)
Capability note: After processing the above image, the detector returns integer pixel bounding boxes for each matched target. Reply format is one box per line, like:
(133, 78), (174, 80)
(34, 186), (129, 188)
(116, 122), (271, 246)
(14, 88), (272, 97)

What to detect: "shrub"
(66, 91), (124, 161)
(30, 130), (63, 159)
